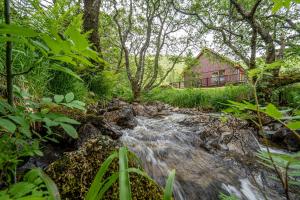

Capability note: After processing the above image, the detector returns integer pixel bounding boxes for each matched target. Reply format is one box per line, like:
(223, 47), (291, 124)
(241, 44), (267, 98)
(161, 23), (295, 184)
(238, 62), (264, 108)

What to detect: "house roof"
(196, 48), (243, 69)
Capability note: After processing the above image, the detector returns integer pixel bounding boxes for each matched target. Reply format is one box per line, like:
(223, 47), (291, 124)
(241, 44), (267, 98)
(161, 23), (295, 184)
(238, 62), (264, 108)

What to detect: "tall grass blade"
(86, 152), (118, 200)
(119, 147), (132, 200)
(96, 173), (119, 199)
(127, 168), (150, 179)
(163, 169), (176, 200)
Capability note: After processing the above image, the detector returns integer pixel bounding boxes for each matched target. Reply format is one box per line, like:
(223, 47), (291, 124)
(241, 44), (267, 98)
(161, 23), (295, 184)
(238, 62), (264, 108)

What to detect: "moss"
(46, 136), (163, 200)
(48, 105), (85, 122)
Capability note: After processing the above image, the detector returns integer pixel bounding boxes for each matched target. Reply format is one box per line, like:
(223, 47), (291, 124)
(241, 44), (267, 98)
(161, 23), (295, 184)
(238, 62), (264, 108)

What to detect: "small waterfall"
(120, 113), (284, 200)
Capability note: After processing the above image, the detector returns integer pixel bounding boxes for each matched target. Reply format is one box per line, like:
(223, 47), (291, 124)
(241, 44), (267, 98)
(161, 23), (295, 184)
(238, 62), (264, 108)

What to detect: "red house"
(183, 48), (246, 88)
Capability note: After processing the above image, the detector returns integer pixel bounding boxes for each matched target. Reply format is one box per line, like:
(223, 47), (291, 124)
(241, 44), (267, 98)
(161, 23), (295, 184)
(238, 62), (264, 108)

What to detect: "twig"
(12, 66), (35, 77)
(253, 79), (290, 200)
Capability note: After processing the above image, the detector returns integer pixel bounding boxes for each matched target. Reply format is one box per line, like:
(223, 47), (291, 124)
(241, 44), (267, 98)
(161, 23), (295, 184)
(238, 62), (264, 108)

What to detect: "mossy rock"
(46, 135), (163, 199)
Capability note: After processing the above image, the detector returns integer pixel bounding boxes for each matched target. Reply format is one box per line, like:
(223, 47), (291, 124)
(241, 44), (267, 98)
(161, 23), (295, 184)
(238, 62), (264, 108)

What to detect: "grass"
(143, 84), (253, 111)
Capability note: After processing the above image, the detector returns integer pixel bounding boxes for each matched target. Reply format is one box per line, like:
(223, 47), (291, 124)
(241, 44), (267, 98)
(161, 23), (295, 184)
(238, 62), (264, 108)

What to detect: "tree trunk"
(83, 0), (101, 53)
(4, 0), (13, 105)
(133, 87), (141, 102)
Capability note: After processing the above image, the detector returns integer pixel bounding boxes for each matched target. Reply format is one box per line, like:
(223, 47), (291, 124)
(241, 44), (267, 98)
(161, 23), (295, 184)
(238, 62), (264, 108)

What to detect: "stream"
(120, 112), (285, 200)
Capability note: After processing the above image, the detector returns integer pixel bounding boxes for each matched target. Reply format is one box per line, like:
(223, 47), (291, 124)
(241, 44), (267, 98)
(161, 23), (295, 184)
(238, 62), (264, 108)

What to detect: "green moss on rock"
(46, 135), (163, 199)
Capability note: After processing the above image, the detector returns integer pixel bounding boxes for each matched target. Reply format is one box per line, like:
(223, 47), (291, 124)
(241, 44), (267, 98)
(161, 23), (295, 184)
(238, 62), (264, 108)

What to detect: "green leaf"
(62, 100), (86, 111)
(8, 182), (37, 198)
(7, 115), (26, 125)
(41, 35), (61, 54)
(265, 103), (282, 120)
(60, 123), (78, 139)
(86, 152), (118, 200)
(43, 118), (59, 127)
(24, 168), (61, 200)
(163, 169), (176, 200)
(96, 173), (119, 199)
(49, 55), (77, 66)
(127, 168), (150, 179)
(64, 15), (90, 50)
(54, 95), (64, 103)
(68, 54), (93, 66)
(0, 24), (39, 37)
(119, 147), (132, 200)
(17, 197), (45, 200)
(272, 2), (283, 13)
(286, 121), (300, 130)
(42, 97), (53, 104)
(65, 92), (75, 103)
(54, 117), (80, 125)
(19, 126), (32, 138)
(0, 118), (16, 133)
(50, 64), (82, 81)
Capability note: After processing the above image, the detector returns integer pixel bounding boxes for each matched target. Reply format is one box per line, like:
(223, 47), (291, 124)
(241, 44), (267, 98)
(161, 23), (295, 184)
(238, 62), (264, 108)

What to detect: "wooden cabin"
(181, 48), (245, 88)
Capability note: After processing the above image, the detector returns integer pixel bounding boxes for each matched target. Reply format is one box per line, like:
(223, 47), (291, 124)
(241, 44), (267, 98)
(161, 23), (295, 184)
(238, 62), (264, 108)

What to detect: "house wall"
(184, 53), (244, 87)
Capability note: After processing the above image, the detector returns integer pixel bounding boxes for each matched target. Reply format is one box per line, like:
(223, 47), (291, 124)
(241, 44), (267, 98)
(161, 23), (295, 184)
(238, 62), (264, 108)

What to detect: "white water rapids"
(120, 113), (286, 200)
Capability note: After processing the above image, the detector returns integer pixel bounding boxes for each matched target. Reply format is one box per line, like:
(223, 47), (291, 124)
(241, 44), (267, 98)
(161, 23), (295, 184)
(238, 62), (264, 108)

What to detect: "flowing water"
(120, 113), (284, 200)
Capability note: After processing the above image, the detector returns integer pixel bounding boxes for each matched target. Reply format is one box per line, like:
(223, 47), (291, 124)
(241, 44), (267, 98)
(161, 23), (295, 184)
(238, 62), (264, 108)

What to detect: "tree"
(111, 0), (192, 100)
(83, 0), (101, 52)
(4, 0), (13, 105)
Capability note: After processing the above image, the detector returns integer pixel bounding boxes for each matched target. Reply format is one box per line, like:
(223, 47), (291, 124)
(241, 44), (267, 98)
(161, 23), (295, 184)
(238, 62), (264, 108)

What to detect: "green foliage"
(0, 14), (101, 69)
(86, 152), (119, 200)
(272, 0), (300, 12)
(163, 170), (176, 200)
(0, 13), (102, 101)
(272, 84), (300, 108)
(219, 193), (239, 200)
(111, 73), (134, 101)
(144, 85), (252, 111)
(47, 71), (89, 100)
(119, 147), (132, 200)
(88, 71), (119, 99)
(226, 83), (300, 196)
(86, 147), (176, 200)
(226, 100), (300, 133)
(0, 168), (60, 200)
(0, 88), (84, 186)
(257, 151), (300, 186)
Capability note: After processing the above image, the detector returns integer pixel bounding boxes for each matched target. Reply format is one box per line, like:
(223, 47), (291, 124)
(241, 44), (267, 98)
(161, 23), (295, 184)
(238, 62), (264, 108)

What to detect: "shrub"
(0, 88), (84, 187)
(87, 71), (133, 102)
(47, 71), (88, 100)
(88, 71), (118, 99)
(271, 83), (300, 108)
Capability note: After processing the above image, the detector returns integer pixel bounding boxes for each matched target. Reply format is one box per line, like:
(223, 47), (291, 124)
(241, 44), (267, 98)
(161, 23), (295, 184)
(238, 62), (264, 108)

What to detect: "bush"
(87, 71), (133, 102)
(88, 71), (118, 99)
(143, 84), (252, 111)
(47, 71), (88, 100)
(271, 83), (300, 108)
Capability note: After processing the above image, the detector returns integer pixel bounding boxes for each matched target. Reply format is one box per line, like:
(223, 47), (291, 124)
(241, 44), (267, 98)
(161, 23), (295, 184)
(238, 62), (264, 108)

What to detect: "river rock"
(104, 106), (138, 129)
(80, 114), (122, 140)
(263, 122), (300, 151)
(46, 136), (163, 200)
(132, 102), (170, 117)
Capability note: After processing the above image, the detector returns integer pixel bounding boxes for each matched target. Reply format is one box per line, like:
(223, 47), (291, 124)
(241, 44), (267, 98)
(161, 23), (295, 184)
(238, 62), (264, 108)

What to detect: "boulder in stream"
(104, 106), (138, 129)
(263, 122), (300, 151)
(46, 136), (163, 200)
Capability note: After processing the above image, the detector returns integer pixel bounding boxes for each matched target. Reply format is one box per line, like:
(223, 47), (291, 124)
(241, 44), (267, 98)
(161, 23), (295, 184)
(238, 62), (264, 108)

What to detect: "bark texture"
(83, 0), (101, 52)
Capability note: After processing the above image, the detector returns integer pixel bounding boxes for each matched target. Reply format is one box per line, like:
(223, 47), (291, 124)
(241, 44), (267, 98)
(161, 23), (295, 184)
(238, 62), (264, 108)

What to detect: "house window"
(219, 70), (225, 83)
(212, 72), (219, 85)
(211, 70), (225, 85)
